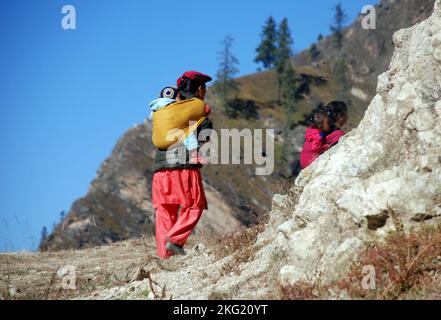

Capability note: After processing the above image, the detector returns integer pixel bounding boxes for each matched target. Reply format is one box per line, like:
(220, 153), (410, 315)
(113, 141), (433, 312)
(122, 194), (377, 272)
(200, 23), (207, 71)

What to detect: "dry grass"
(207, 290), (233, 300)
(277, 281), (326, 300)
(0, 254), (12, 300)
(338, 223), (441, 300)
(211, 214), (269, 277)
(213, 214), (269, 261)
(269, 178), (296, 195)
(277, 222), (441, 300)
(0, 238), (155, 300)
(145, 271), (169, 300)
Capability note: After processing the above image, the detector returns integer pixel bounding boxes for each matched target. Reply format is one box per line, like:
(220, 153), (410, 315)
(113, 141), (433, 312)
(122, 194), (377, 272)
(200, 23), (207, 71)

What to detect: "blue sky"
(0, 0), (377, 252)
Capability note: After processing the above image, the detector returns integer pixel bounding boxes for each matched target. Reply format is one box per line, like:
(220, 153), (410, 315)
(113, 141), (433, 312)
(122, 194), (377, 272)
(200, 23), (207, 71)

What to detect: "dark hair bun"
(326, 101), (348, 121)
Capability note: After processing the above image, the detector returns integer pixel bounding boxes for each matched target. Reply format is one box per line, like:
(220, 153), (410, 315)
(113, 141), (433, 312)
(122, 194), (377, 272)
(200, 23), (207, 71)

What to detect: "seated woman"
(300, 101), (348, 169)
(300, 105), (331, 169)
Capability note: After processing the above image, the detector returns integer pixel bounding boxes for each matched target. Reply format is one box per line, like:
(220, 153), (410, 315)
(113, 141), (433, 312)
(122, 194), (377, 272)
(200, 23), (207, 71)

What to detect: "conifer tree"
(335, 57), (349, 89)
(276, 18), (293, 74)
(215, 34), (240, 116)
(309, 44), (320, 62)
(39, 226), (48, 252)
(330, 2), (348, 48)
(255, 16), (278, 70)
(280, 62), (297, 124)
(275, 18), (294, 104)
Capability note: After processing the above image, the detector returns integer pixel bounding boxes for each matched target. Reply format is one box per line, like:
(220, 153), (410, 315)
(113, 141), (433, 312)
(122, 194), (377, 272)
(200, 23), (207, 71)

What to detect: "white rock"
(279, 265), (305, 286)
(8, 287), (17, 298)
(350, 87), (369, 101)
(272, 194), (288, 208)
(276, 0), (441, 285)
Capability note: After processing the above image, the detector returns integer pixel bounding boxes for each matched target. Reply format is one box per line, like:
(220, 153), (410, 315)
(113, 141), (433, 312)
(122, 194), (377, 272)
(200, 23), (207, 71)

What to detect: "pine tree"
(330, 2), (348, 48)
(255, 16), (278, 70)
(41, 226), (48, 241)
(309, 44), (320, 62)
(335, 57), (349, 89)
(275, 18), (294, 104)
(215, 34), (240, 116)
(276, 18), (293, 74)
(39, 226), (48, 252)
(280, 62), (297, 124)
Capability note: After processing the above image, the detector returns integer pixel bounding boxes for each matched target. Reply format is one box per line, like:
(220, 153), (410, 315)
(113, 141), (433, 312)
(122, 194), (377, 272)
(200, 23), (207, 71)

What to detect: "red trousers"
(152, 169), (207, 259)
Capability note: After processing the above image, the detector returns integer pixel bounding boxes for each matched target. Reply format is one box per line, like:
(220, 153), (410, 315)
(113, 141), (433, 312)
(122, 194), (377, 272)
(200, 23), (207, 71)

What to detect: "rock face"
(276, 0), (441, 285)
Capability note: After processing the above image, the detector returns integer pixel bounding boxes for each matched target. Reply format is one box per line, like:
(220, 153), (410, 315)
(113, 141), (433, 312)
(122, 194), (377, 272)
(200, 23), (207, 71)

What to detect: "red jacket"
(300, 128), (330, 169)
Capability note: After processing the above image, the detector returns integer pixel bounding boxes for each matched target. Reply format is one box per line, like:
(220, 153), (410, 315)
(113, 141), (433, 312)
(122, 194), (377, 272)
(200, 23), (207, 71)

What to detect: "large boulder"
(276, 0), (441, 285)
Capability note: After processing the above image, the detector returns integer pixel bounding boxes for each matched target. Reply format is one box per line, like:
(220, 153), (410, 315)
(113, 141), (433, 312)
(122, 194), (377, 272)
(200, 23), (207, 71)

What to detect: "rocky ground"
(0, 235), (206, 300)
(2, 199), (441, 300)
(0, 228), (275, 300)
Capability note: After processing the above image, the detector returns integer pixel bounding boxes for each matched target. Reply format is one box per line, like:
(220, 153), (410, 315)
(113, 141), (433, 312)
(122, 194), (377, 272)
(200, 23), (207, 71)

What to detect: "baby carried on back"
(148, 72), (213, 166)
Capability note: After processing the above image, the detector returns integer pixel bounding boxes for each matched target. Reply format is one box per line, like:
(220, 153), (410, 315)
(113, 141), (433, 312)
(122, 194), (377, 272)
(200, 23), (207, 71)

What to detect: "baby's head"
(160, 87), (178, 100)
(308, 104), (331, 132)
(326, 101), (348, 129)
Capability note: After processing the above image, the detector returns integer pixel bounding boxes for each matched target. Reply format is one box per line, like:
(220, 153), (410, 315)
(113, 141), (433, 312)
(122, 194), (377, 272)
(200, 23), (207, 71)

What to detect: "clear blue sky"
(0, 0), (377, 252)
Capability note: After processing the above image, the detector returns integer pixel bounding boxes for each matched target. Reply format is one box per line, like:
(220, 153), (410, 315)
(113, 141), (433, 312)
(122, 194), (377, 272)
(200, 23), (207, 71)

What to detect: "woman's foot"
(166, 241), (187, 256)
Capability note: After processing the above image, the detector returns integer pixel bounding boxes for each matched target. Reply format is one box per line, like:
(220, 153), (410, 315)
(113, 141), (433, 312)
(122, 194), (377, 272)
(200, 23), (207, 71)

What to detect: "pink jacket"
(300, 128), (346, 169)
(326, 129), (346, 146)
(300, 128), (330, 169)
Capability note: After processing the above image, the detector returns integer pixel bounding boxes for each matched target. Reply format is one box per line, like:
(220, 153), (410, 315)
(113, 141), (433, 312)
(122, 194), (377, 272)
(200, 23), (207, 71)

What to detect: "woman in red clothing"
(300, 101), (348, 169)
(151, 71), (213, 259)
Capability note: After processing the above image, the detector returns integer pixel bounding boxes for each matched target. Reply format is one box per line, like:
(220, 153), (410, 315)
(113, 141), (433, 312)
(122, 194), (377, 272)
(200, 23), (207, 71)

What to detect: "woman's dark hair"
(178, 78), (206, 100)
(325, 101), (348, 123)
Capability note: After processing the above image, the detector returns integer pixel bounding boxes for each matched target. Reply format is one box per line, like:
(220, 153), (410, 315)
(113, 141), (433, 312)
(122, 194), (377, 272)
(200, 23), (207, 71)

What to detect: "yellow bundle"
(152, 98), (207, 150)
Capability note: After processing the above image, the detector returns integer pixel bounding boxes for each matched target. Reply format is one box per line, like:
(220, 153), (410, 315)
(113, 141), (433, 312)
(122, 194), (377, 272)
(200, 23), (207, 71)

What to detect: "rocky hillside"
(42, 0), (436, 251)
